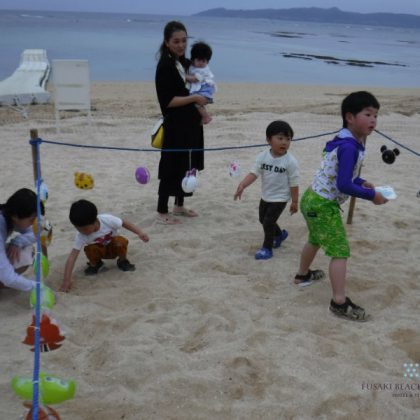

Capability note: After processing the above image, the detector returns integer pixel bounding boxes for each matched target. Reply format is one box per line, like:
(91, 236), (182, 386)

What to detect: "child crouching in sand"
(234, 120), (299, 260)
(60, 199), (149, 292)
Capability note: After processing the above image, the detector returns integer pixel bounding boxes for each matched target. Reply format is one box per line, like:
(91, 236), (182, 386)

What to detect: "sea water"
(0, 9), (419, 87)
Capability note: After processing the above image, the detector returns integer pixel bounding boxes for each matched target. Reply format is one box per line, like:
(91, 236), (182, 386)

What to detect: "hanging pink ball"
(135, 167), (150, 185)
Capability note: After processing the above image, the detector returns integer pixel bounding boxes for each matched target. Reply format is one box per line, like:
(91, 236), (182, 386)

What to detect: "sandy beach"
(1, 81), (419, 419)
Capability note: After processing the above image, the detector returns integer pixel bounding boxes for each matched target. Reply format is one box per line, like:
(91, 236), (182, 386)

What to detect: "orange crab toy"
(23, 402), (60, 420)
(23, 313), (65, 352)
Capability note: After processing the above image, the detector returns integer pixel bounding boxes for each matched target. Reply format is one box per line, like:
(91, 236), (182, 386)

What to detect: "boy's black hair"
(190, 41), (212, 61)
(341, 91), (380, 128)
(69, 199), (98, 227)
(266, 120), (294, 140)
(0, 188), (38, 233)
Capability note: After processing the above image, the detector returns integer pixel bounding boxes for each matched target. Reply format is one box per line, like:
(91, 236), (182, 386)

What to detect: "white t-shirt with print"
(73, 214), (122, 251)
(251, 149), (300, 202)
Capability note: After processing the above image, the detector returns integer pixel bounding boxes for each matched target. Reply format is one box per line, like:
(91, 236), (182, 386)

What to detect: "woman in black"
(155, 21), (208, 224)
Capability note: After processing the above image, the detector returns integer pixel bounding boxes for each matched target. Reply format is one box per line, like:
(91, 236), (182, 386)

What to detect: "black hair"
(266, 120), (294, 140)
(0, 188), (37, 233)
(69, 199), (98, 227)
(341, 91), (380, 128)
(190, 41), (212, 62)
(157, 21), (188, 67)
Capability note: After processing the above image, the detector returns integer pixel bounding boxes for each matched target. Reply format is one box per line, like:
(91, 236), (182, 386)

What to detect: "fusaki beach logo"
(361, 362), (420, 398)
(403, 363), (419, 380)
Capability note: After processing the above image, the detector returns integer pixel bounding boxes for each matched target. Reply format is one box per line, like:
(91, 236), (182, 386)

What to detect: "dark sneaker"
(255, 247), (273, 260)
(294, 269), (325, 286)
(273, 229), (289, 249)
(84, 261), (104, 276)
(117, 258), (136, 272)
(329, 297), (370, 322)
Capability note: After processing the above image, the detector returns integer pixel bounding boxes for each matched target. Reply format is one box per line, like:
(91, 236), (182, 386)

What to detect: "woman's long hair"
(0, 188), (37, 234)
(157, 20), (189, 68)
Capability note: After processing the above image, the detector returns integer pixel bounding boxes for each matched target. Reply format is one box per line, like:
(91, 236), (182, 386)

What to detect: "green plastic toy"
(30, 284), (55, 310)
(11, 372), (76, 405)
(33, 253), (49, 279)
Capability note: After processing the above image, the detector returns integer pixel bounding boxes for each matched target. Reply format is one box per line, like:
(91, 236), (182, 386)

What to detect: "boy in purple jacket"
(294, 91), (388, 321)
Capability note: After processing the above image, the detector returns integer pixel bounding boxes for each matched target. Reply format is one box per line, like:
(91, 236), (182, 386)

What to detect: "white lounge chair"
(0, 49), (51, 106)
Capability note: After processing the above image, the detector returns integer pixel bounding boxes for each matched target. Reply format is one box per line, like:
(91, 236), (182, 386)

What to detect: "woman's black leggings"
(157, 195), (184, 214)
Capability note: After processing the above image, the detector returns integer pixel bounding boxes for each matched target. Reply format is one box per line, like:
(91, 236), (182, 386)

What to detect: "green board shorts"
(300, 188), (350, 258)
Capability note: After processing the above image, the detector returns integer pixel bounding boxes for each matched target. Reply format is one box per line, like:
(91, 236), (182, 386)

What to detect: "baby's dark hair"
(191, 41), (212, 62)
(69, 199), (97, 227)
(341, 91), (380, 128)
(266, 120), (294, 140)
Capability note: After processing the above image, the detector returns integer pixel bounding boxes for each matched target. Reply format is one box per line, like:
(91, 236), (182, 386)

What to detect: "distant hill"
(194, 7), (420, 29)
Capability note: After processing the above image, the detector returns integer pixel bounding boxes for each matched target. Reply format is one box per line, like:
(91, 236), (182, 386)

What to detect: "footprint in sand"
(193, 260), (247, 276)
(180, 324), (209, 353)
(393, 220), (409, 229)
(180, 315), (236, 353)
(351, 239), (380, 251)
(224, 356), (266, 399)
(168, 238), (201, 257)
(389, 328), (420, 361)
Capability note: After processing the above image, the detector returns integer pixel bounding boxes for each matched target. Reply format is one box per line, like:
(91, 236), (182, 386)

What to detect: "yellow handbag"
(151, 117), (164, 149)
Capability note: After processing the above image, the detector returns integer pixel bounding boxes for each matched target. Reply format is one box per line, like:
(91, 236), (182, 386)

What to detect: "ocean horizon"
(1, 9), (419, 87)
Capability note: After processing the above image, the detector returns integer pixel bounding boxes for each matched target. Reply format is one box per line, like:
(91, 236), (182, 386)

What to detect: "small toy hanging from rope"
(74, 171), (94, 189)
(380, 145), (400, 164)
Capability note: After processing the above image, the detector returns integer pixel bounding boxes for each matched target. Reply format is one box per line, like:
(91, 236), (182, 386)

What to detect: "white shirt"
(189, 65), (216, 94)
(0, 213), (35, 291)
(73, 214), (123, 251)
(312, 128), (366, 204)
(251, 149), (300, 202)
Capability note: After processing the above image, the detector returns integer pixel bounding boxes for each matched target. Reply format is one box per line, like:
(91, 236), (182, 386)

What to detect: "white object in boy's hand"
(375, 185), (397, 200)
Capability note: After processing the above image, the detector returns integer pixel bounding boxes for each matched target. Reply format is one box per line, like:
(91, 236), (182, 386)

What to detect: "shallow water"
(0, 10), (419, 87)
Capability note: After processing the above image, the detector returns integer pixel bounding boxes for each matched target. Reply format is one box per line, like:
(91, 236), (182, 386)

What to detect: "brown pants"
(84, 236), (128, 266)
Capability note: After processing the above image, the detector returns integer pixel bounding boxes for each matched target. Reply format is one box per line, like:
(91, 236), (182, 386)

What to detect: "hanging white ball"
(182, 176), (198, 193)
(229, 160), (241, 177)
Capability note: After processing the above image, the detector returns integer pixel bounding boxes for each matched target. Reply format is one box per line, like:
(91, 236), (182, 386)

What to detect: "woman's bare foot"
(156, 213), (181, 225)
(172, 207), (198, 217)
(201, 114), (212, 125)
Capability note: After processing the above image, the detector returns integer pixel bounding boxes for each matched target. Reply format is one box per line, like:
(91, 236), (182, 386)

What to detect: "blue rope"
(292, 130), (339, 142)
(375, 129), (420, 157)
(30, 130), (339, 153)
(30, 129), (419, 157)
(31, 138), (43, 420)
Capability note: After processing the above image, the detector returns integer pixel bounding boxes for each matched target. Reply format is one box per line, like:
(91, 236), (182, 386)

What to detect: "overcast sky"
(1, 0), (420, 16)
